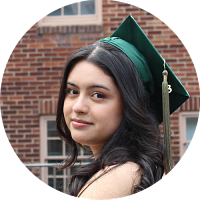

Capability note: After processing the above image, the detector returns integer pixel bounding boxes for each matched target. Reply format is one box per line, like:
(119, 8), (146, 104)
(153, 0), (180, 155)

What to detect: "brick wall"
(1, 0), (199, 173)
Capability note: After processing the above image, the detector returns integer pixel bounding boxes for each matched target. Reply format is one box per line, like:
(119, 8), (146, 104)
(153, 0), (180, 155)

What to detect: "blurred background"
(1, 0), (199, 193)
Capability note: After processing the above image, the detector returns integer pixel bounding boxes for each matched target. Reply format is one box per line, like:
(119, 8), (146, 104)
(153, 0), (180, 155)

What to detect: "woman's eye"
(66, 89), (78, 96)
(92, 93), (105, 99)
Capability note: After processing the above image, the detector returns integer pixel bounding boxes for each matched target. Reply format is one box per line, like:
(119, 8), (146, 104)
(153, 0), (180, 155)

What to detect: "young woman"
(56, 16), (189, 199)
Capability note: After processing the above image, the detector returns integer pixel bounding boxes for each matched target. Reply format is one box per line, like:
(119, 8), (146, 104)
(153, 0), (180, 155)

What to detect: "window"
(47, 0), (95, 16)
(38, 0), (102, 26)
(40, 116), (92, 192)
(179, 112), (199, 157)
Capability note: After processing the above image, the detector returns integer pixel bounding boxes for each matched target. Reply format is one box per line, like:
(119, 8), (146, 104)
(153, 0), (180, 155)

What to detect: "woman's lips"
(71, 119), (93, 128)
(72, 121), (92, 128)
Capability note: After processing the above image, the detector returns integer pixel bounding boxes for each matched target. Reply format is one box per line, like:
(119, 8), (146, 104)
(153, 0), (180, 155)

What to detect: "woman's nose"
(72, 96), (89, 114)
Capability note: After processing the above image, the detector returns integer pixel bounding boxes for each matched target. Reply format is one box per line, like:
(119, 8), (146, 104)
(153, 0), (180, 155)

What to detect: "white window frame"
(40, 115), (58, 187)
(38, 0), (102, 27)
(179, 111), (199, 157)
(40, 115), (92, 192)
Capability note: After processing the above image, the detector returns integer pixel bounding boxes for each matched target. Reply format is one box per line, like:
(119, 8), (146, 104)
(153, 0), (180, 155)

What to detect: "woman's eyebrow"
(67, 82), (110, 91)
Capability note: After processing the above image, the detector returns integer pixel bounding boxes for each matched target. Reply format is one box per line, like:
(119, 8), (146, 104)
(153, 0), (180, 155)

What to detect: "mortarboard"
(97, 15), (190, 173)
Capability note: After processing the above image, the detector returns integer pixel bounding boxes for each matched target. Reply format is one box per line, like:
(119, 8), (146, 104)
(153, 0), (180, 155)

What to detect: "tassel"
(162, 60), (173, 174)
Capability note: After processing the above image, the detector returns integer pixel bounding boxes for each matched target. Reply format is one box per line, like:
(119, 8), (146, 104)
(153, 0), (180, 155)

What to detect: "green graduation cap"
(97, 15), (190, 173)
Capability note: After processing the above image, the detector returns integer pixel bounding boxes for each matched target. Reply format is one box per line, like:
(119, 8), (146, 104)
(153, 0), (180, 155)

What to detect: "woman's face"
(63, 60), (123, 154)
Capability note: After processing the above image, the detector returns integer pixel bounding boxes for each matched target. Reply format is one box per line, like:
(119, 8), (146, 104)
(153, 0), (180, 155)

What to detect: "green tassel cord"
(162, 65), (173, 174)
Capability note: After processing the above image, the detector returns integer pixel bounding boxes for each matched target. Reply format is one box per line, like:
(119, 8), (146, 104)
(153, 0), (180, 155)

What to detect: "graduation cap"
(97, 15), (189, 173)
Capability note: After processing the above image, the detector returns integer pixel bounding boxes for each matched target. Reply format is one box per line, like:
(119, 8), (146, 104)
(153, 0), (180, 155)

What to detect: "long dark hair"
(56, 42), (165, 196)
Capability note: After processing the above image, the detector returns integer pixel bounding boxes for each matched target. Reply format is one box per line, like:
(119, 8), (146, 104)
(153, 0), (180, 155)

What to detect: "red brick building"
(1, 0), (199, 193)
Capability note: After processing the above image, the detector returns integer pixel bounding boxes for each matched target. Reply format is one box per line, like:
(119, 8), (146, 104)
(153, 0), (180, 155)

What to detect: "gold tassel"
(162, 60), (173, 174)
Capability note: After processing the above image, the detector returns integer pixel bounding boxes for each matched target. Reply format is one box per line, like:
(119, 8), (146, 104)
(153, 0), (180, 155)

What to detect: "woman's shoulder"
(104, 161), (140, 176)
(78, 162), (141, 199)
(104, 162), (141, 189)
